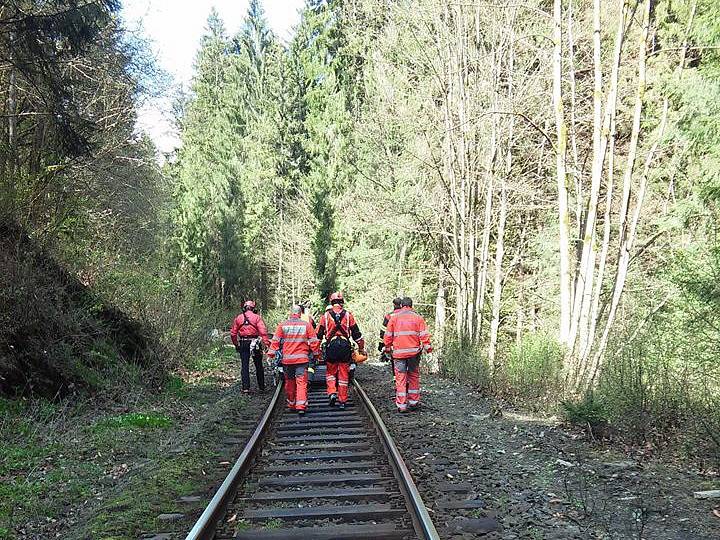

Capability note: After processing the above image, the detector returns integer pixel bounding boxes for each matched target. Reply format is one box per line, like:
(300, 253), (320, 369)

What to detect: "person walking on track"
(316, 292), (365, 409)
(230, 300), (269, 394)
(384, 297), (432, 413)
(267, 305), (321, 416)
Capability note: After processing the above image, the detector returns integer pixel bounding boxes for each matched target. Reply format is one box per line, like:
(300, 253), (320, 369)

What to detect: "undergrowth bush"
(503, 332), (564, 408)
(596, 315), (720, 458)
(562, 393), (609, 430)
(440, 337), (491, 392)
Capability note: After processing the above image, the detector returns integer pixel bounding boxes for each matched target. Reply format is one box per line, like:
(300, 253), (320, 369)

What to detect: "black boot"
(329, 393), (337, 406)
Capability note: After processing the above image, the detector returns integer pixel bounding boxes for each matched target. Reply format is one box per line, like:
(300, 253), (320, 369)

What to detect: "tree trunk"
(431, 266), (446, 374)
(553, 0), (572, 347)
(488, 177), (507, 372)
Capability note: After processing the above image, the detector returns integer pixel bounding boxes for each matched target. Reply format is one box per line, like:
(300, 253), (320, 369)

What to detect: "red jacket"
(316, 306), (365, 350)
(384, 307), (432, 359)
(268, 314), (321, 365)
(230, 310), (269, 347)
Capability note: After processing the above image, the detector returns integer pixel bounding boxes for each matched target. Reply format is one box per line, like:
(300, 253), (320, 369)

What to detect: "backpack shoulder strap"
(328, 310), (349, 338)
(240, 312), (260, 333)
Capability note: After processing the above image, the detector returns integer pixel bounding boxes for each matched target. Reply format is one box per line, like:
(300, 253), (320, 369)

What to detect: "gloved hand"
(377, 341), (384, 352)
(308, 366), (315, 375)
(426, 346), (433, 354)
(349, 362), (356, 371)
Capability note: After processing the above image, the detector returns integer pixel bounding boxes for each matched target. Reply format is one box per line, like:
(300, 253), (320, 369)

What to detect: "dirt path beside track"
(358, 363), (718, 539)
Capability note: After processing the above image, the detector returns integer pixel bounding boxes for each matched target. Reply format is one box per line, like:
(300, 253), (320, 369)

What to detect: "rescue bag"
(351, 349), (368, 364)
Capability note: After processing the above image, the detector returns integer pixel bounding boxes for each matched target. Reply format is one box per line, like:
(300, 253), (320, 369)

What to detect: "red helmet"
(242, 300), (256, 311)
(329, 292), (344, 304)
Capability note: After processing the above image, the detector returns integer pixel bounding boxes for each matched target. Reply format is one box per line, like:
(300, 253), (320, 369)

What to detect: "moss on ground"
(0, 350), (250, 540)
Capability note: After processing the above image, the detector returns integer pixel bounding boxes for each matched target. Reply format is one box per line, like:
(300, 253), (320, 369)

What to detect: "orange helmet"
(329, 292), (344, 304)
(242, 300), (256, 311)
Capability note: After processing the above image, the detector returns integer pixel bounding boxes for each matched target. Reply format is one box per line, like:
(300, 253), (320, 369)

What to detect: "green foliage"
(562, 394), (609, 429)
(440, 337), (491, 392)
(93, 412), (172, 431)
(163, 375), (186, 395)
(505, 334), (564, 406)
(187, 352), (223, 373)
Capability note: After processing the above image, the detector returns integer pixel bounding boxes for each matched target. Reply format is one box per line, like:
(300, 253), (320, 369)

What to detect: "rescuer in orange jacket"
(267, 305), (321, 416)
(384, 297), (432, 412)
(316, 292), (365, 409)
(230, 300), (270, 394)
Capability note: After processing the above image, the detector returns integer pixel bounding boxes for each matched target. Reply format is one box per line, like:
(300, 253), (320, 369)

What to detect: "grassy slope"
(0, 347), (260, 540)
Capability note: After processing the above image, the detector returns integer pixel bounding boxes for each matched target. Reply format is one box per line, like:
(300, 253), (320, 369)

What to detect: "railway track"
(186, 379), (440, 540)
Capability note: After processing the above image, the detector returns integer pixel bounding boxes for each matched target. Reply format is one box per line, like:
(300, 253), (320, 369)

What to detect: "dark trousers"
(238, 340), (265, 391)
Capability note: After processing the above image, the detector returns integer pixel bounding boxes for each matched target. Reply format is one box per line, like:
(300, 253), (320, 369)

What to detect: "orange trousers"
(326, 361), (350, 404)
(283, 363), (308, 411)
(394, 356), (420, 411)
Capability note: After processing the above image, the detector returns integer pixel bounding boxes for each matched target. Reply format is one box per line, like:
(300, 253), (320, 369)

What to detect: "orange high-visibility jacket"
(316, 306), (365, 350)
(268, 314), (321, 365)
(384, 307), (432, 359)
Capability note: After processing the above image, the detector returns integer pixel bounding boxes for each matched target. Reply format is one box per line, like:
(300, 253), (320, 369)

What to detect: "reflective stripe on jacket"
(383, 307), (432, 359)
(268, 314), (321, 365)
(230, 310), (269, 347)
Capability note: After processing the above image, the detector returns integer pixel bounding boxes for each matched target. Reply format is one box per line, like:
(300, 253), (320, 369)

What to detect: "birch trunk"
(476, 63), (498, 340)
(6, 34), (17, 209)
(432, 266), (446, 374)
(488, 178), (507, 371)
(590, 98), (668, 385)
(588, 0), (663, 386)
(567, 0), (604, 356)
(488, 11), (515, 372)
(553, 0), (572, 347)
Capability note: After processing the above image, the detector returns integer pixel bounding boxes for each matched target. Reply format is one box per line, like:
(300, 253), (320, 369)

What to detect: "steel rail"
(185, 382), (282, 540)
(354, 379), (441, 540)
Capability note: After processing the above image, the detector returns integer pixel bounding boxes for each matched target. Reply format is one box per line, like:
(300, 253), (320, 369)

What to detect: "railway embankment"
(360, 364), (718, 539)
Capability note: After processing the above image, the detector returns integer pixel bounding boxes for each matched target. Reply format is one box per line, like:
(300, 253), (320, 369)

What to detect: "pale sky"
(121, 0), (305, 154)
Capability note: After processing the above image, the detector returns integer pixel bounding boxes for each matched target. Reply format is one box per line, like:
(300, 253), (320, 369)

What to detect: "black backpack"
(325, 310), (352, 362)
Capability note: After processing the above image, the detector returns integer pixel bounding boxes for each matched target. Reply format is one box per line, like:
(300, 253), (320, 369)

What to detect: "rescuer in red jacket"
(268, 305), (321, 415)
(384, 297), (432, 412)
(230, 300), (270, 394)
(316, 292), (365, 409)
